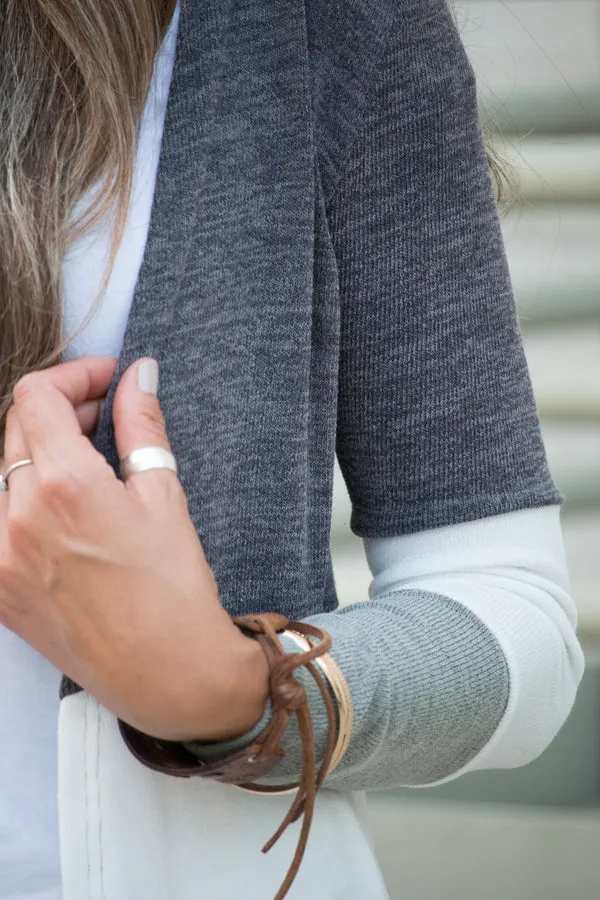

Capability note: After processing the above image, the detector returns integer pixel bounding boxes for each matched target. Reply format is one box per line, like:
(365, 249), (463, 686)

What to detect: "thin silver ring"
(0, 458), (34, 493)
(119, 446), (178, 481)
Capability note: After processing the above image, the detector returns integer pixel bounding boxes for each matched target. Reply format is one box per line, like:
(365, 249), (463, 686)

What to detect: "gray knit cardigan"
(60, 0), (561, 788)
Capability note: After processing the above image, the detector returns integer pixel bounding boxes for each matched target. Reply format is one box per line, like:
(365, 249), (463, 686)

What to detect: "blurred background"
(329, 2), (600, 897)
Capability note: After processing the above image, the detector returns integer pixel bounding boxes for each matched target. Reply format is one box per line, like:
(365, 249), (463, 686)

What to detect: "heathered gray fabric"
(60, 0), (560, 787)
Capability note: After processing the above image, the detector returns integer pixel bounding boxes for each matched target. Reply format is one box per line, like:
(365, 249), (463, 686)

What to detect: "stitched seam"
(322, 6), (401, 209)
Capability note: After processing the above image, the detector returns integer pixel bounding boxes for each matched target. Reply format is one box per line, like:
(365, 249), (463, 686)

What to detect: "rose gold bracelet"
(283, 629), (353, 776)
(232, 627), (353, 795)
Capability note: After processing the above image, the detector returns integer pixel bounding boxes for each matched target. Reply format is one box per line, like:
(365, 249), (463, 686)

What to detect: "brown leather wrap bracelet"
(118, 612), (338, 900)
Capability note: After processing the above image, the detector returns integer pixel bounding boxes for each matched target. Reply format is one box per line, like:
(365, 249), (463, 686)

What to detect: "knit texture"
(327, 0), (562, 536)
(58, 0), (561, 791)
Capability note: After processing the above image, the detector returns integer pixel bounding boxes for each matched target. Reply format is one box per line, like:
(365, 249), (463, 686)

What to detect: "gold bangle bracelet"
(282, 629), (353, 777)
(233, 627), (353, 795)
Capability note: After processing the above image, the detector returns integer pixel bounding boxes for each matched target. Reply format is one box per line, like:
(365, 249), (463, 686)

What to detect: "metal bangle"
(232, 627), (351, 796)
(283, 629), (353, 777)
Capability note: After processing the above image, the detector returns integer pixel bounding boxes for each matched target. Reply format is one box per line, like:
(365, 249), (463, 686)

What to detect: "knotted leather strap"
(118, 612), (337, 900)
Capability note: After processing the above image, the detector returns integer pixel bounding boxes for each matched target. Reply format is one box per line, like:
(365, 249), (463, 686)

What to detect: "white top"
(0, 5), (582, 898)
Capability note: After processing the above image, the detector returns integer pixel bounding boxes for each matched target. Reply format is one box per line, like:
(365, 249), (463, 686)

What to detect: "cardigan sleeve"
(328, 0), (561, 538)
(183, 1), (583, 788)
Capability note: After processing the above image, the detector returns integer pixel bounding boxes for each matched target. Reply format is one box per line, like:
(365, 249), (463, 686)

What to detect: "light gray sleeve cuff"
(183, 590), (509, 791)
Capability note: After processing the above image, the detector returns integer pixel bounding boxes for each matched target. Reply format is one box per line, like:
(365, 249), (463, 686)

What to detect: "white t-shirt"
(0, 4), (581, 898)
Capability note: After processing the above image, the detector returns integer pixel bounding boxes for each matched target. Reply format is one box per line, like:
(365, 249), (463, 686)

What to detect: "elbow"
(444, 602), (586, 785)
(491, 611), (586, 773)
(510, 626), (585, 770)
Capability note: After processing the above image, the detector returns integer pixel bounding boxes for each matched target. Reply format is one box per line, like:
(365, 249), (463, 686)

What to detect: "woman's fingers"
(1, 399), (104, 468)
(11, 356), (117, 469)
(75, 398), (106, 436)
(0, 403), (36, 511)
(111, 359), (182, 504)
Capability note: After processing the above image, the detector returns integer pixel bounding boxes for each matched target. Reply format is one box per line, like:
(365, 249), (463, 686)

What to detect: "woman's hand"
(0, 356), (269, 742)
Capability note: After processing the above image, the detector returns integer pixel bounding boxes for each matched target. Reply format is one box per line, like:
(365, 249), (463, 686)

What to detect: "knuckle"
(39, 469), (82, 507)
(7, 513), (35, 550)
(13, 371), (41, 402)
(138, 401), (167, 436)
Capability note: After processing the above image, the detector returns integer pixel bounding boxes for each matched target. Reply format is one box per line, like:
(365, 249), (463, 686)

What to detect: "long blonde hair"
(0, 0), (176, 449)
(0, 0), (511, 451)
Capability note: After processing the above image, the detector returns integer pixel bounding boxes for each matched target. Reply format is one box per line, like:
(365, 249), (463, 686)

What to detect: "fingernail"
(137, 358), (159, 395)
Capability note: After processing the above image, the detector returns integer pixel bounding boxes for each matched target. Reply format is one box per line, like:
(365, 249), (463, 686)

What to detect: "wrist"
(169, 629), (270, 743)
(207, 631), (271, 740)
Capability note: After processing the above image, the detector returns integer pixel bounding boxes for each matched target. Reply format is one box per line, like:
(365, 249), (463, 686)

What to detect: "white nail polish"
(138, 359), (159, 395)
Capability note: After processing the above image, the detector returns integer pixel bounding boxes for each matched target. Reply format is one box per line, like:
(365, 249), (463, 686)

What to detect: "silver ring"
(119, 446), (178, 481)
(0, 458), (35, 493)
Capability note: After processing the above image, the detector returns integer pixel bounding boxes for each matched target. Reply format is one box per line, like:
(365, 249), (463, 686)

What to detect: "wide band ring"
(0, 458), (35, 493)
(119, 446), (178, 481)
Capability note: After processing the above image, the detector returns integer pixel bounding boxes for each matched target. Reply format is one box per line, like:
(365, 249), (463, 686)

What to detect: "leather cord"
(230, 613), (338, 900)
(117, 612), (338, 900)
